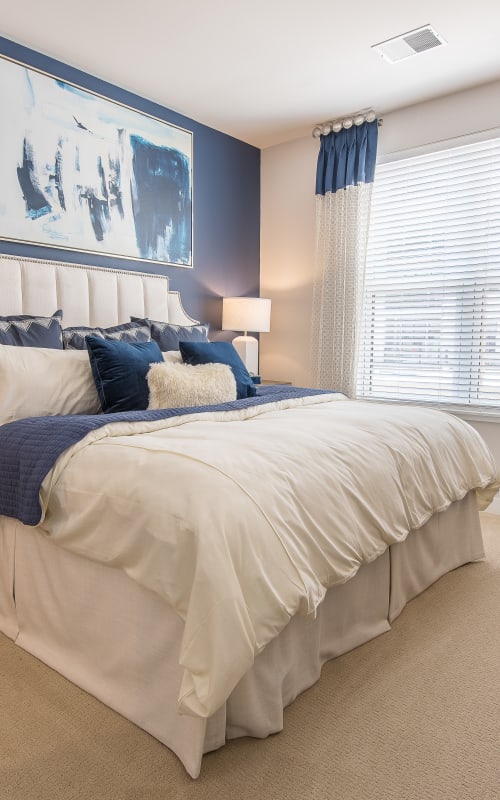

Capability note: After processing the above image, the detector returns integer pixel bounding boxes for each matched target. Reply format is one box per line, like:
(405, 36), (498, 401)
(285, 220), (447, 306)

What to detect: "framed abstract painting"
(0, 54), (193, 267)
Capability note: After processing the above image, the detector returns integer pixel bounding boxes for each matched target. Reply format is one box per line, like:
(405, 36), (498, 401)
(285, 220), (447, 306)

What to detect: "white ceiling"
(2, 0), (500, 149)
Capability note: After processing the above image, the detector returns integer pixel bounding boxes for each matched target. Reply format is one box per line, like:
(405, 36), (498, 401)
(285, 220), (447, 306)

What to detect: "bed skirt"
(0, 492), (484, 778)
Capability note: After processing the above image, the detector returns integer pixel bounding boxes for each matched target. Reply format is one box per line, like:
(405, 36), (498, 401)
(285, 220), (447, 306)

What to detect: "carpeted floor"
(1, 515), (499, 800)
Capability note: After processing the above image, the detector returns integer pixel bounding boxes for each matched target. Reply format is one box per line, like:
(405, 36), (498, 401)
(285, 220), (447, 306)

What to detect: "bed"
(0, 254), (498, 778)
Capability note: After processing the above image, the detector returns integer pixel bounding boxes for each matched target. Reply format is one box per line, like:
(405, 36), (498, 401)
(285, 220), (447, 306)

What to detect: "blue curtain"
(315, 120), (378, 196)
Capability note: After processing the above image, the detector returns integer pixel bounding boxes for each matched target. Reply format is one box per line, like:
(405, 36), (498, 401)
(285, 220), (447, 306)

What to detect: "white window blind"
(357, 136), (500, 415)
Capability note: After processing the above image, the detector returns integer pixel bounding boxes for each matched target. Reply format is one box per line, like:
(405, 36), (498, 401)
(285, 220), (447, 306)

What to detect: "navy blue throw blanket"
(0, 385), (333, 527)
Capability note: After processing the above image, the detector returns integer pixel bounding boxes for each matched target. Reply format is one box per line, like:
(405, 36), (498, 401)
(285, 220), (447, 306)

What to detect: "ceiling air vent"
(372, 25), (447, 64)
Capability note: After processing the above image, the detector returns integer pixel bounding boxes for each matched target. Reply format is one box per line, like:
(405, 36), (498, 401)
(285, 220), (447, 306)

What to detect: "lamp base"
(232, 335), (259, 376)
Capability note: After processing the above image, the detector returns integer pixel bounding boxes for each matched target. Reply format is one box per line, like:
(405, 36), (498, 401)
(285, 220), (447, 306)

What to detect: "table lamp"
(222, 296), (271, 375)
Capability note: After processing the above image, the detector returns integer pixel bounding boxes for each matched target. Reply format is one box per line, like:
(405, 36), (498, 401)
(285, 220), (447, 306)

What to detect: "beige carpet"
(1, 515), (499, 800)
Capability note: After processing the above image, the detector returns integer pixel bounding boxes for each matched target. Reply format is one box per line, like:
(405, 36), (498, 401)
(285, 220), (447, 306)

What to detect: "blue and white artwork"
(0, 56), (193, 267)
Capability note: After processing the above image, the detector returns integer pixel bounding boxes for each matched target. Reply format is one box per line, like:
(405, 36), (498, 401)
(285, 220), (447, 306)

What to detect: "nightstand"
(261, 379), (292, 385)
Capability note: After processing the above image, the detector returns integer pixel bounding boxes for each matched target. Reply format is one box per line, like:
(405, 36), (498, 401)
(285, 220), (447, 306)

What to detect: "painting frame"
(0, 53), (193, 268)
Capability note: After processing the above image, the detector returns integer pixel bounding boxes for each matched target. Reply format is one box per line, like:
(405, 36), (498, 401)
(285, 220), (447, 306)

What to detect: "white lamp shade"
(222, 297), (271, 334)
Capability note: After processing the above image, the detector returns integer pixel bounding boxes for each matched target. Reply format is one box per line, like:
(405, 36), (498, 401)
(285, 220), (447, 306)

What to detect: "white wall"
(260, 136), (318, 385)
(260, 79), (500, 513)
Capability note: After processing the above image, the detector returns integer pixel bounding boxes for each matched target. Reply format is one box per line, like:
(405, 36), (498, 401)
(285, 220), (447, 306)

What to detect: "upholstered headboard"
(0, 255), (198, 328)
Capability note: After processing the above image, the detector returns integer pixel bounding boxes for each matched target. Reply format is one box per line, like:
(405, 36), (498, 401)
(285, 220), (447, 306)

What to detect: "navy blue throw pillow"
(179, 341), (256, 399)
(86, 336), (163, 413)
(0, 310), (63, 349)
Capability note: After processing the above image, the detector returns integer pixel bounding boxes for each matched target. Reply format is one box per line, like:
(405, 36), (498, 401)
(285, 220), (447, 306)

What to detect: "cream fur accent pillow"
(147, 361), (237, 409)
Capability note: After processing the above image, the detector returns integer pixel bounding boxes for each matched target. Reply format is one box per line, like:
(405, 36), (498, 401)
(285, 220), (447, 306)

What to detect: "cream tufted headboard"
(0, 255), (198, 328)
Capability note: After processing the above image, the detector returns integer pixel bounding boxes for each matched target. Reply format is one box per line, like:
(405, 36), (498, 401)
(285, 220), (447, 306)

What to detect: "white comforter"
(38, 395), (499, 718)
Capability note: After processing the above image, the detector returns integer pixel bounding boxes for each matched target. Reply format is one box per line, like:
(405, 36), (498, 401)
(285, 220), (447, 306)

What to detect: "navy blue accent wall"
(0, 37), (260, 332)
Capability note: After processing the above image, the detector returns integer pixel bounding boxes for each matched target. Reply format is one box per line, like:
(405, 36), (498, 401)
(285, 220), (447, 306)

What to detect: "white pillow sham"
(162, 350), (183, 364)
(0, 345), (101, 424)
(147, 361), (237, 409)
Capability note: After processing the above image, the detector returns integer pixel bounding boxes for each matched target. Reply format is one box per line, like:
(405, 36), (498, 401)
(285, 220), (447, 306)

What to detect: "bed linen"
(0, 491), (484, 779)
(0, 386), (329, 524)
(2, 390), (497, 722)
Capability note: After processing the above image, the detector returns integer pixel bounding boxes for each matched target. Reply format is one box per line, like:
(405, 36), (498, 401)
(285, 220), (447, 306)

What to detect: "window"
(357, 136), (500, 416)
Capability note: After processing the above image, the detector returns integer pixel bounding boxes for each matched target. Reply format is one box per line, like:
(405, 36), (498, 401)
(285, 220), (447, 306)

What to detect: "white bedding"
(37, 394), (499, 719)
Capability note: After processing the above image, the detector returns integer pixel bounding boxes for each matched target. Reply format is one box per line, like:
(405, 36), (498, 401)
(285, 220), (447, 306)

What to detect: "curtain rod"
(312, 110), (382, 138)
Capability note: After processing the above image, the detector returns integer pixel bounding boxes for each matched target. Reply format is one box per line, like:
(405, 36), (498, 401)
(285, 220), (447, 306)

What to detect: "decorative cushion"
(63, 319), (151, 350)
(163, 350), (183, 364)
(0, 346), (101, 425)
(86, 337), (163, 414)
(132, 317), (209, 351)
(179, 341), (256, 399)
(0, 310), (63, 349)
(147, 362), (237, 409)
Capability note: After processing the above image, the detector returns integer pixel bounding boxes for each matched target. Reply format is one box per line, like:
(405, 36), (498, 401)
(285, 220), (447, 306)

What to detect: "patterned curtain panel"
(311, 120), (378, 396)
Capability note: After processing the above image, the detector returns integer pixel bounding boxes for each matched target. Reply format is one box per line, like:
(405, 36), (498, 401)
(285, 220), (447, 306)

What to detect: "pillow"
(179, 341), (256, 400)
(0, 346), (100, 424)
(0, 310), (63, 349)
(132, 317), (209, 351)
(86, 336), (163, 413)
(63, 319), (151, 350)
(147, 362), (237, 409)
(163, 350), (183, 364)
